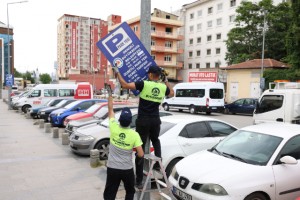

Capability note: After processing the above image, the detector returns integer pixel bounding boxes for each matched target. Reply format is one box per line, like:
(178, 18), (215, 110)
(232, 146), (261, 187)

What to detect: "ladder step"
(159, 192), (172, 200)
(156, 179), (167, 188)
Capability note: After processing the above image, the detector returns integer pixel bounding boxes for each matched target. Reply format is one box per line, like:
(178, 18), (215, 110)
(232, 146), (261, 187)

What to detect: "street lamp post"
(7, 0), (28, 109)
(260, 10), (267, 95)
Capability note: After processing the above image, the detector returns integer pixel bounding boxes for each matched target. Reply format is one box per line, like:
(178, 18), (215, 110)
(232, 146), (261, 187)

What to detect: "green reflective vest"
(139, 81), (166, 103)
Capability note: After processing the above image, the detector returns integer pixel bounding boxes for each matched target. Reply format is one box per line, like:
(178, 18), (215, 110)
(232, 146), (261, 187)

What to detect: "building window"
(165, 27), (172, 34)
(133, 25), (138, 32)
(165, 41), (172, 48)
(189, 25), (194, 32)
(197, 23), (202, 31)
(196, 50), (201, 56)
(197, 37), (201, 44)
(188, 63), (192, 69)
(189, 38), (193, 45)
(208, 7), (213, 14)
(164, 55), (172, 62)
(207, 20), (213, 28)
(216, 18), (222, 26)
(206, 63), (211, 68)
(189, 51), (193, 58)
(197, 10), (202, 17)
(216, 33), (222, 40)
(207, 49), (211, 55)
(216, 48), (221, 54)
(217, 3), (223, 11)
(151, 55), (156, 60)
(229, 15), (235, 23)
(207, 35), (212, 42)
(215, 62), (220, 68)
(166, 15), (171, 19)
(230, 0), (236, 7)
(151, 40), (155, 46)
(190, 13), (194, 20)
(151, 25), (156, 33)
(196, 63), (200, 68)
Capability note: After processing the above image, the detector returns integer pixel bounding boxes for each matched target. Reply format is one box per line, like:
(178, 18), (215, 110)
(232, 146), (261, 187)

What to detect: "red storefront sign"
(188, 72), (218, 82)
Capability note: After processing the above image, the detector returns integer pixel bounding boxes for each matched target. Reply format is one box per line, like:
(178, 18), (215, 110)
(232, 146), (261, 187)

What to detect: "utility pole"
(140, 0), (151, 199)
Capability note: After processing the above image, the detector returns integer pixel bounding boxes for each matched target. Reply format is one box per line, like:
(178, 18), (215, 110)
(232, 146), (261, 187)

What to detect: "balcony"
(151, 31), (184, 41)
(155, 61), (183, 69)
(151, 45), (183, 54)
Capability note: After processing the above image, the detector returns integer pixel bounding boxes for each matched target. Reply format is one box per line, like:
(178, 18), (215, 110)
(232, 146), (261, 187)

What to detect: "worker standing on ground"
(103, 93), (144, 200)
(113, 65), (174, 189)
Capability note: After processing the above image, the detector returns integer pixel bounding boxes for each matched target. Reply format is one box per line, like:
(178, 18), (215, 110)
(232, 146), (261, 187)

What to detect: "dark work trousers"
(103, 167), (135, 200)
(135, 116), (161, 184)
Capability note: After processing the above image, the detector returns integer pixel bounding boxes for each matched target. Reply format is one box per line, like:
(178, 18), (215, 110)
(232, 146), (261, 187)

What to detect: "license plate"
(173, 186), (192, 200)
(212, 107), (217, 109)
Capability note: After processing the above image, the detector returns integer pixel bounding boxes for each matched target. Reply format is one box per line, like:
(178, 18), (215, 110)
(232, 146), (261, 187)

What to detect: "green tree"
(39, 73), (51, 84)
(225, 0), (292, 64)
(14, 68), (22, 78)
(286, 0), (300, 68)
(23, 71), (35, 84)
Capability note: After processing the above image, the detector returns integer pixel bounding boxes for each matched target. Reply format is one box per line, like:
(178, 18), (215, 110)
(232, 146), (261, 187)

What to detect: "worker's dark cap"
(119, 107), (132, 127)
(147, 66), (161, 75)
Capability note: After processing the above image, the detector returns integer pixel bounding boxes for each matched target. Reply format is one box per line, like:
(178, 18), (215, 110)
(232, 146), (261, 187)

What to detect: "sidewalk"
(0, 100), (165, 200)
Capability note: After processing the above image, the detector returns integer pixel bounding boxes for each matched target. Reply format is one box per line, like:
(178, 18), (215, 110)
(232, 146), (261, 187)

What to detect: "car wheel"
(165, 158), (181, 178)
(224, 108), (230, 114)
(22, 105), (31, 113)
(205, 111), (211, 115)
(163, 103), (169, 111)
(95, 140), (110, 160)
(244, 192), (268, 200)
(189, 105), (196, 114)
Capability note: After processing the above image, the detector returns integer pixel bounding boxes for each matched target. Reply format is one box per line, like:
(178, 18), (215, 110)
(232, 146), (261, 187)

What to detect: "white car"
(169, 123), (300, 200)
(159, 115), (237, 177)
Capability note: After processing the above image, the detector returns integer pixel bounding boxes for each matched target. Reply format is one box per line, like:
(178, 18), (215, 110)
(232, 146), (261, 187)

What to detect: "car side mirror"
(279, 155), (297, 165)
(76, 107), (81, 111)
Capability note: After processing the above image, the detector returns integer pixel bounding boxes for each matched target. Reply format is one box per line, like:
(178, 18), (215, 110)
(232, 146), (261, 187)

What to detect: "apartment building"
(57, 14), (116, 90)
(177, 0), (286, 83)
(109, 8), (184, 82)
(0, 21), (14, 86)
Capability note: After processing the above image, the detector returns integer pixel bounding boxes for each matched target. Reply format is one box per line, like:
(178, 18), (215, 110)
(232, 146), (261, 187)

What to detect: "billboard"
(188, 71), (218, 82)
(96, 22), (156, 95)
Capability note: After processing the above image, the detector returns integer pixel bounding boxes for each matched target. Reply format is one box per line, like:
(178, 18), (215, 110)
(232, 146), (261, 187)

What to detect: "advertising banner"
(188, 71), (218, 82)
(96, 22), (156, 95)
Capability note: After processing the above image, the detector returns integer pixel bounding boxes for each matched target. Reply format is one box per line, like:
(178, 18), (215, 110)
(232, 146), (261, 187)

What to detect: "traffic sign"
(5, 74), (13, 87)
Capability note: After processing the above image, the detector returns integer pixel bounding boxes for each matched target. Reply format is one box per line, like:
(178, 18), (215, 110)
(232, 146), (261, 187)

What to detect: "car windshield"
(94, 107), (109, 119)
(85, 104), (101, 113)
(159, 122), (176, 136)
(55, 100), (68, 107)
(213, 130), (283, 166)
(64, 100), (80, 109)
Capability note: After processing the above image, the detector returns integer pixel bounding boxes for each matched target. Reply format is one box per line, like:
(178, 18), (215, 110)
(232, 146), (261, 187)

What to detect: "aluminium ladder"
(138, 154), (172, 200)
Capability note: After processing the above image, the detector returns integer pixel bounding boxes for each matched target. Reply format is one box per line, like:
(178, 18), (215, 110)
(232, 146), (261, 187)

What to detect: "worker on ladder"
(113, 65), (174, 189)
(103, 93), (144, 200)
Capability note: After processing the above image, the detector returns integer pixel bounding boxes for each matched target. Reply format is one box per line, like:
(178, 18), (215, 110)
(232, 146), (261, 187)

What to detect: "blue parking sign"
(5, 74), (13, 87)
(96, 22), (157, 95)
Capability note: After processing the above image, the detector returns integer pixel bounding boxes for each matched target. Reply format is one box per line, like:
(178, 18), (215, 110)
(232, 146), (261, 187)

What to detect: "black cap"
(119, 107), (132, 127)
(147, 66), (161, 75)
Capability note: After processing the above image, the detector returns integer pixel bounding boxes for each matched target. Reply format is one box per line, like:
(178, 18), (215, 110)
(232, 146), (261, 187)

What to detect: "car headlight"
(196, 184), (228, 196)
(77, 135), (95, 141)
(171, 166), (179, 180)
(57, 112), (63, 116)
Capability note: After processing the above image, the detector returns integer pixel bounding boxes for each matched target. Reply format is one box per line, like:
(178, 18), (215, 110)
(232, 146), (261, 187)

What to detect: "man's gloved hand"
(162, 75), (168, 83)
(112, 65), (119, 74)
(160, 68), (169, 83)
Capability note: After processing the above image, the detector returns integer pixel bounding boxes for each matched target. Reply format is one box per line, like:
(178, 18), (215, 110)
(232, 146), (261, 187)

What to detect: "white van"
(162, 82), (225, 114)
(14, 83), (93, 113)
(253, 82), (300, 124)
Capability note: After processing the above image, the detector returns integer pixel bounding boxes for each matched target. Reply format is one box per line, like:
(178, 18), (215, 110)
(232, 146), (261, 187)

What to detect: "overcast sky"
(0, 0), (194, 75)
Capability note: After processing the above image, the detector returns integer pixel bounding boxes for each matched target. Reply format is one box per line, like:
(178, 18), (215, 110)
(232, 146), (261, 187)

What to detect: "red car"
(64, 101), (132, 126)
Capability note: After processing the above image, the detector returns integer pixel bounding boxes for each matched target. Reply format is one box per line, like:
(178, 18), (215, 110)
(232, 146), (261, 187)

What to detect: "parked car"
(224, 98), (257, 115)
(159, 115), (237, 177)
(63, 101), (133, 127)
(65, 103), (138, 135)
(28, 98), (65, 118)
(69, 108), (172, 158)
(49, 99), (106, 127)
(38, 99), (76, 122)
(169, 123), (300, 200)
(11, 90), (29, 109)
